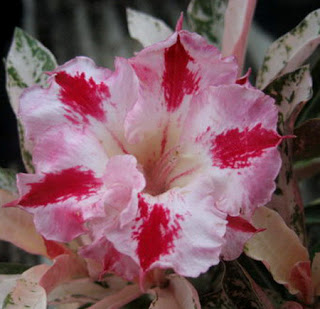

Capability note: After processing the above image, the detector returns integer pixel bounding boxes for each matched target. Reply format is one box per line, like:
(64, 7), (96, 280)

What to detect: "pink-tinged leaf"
(289, 261), (314, 304)
(312, 253), (320, 296)
(264, 66), (312, 241)
(222, 0), (257, 74)
(88, 284), (142, 309)
(48, 278), (116, 306)
(0, 190), (48, 257)
(39, 254), (88, 294)
(245, 206), (311, 298)
(150, 274), (200, 309)
(2, 265), (49, 309)
(126, 8), (173, 48)
(257, 9), (320, 89)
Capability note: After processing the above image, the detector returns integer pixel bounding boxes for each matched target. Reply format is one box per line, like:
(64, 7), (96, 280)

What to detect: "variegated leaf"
(293, 118), (320, 161)
(264, 66), (312, 240)
(257, 9), (320, 89)
(6, 27), (57, 115)
(0, 168), (17, 194)
(126, 8), (173, 48)
(6, 27), (57, 173)
(1, 265), (49, 309)
(48, 278), (116, 307)
(187, 0), (228, 48)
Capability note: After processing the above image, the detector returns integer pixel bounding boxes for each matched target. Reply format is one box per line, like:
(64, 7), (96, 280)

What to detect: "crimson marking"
(133, 194), (181, 271)
(211, 124), (281, 169)
(19, 167), (102, 207)
(162, 35), (199, 112)
(55, 71), (109, 123)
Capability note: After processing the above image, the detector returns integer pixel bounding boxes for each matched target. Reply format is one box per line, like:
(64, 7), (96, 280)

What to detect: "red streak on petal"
(160, 124), (169, 156)
(43, 238), (69, 259)
(211, 124), (281, 169)
(19, 167), (102, 207)
(55, 71), (110, 123)
(133, 195), (181, 271)
(227, 215), (258, 233)
(162, 35), (199, 112)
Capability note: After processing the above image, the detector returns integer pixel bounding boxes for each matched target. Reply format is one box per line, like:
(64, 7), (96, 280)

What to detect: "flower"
(9, 26), (282, 282)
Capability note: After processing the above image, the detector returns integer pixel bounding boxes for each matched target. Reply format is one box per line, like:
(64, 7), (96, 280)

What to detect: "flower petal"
(125, 30), (237, 145)
(106, 178), (227, 277)
(20, 57), (139, 157)
(181, 84), (282, 216)
(80, 237), (140, 282)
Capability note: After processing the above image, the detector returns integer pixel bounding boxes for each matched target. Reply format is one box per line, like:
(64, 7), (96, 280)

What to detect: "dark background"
(0, 0), (319, 170)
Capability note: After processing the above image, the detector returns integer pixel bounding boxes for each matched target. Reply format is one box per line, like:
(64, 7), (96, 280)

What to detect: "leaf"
(1, 265), (49, 309)
(6, 27), (57, 115)
(150, 274), (201, 309)
(48, 278), (115, 306)
(264, 66), (312, 240)
(297, 50), (320, 123)
(0, 168), (17, 194)
(245, 206), (313, 303)
(39, 254), (88, 294)
(293, 118), (320, 161)
(238, 255), (298, 308)
(200, 261), (270, 309)
(187, 0), (228, 48)
(126, 8), (173, 48)
(257, 9), (320, 89)
(221, 0), (257, 73)
(0, 202), (48, 257)
(6, 27), (57, 173)
(87, 284), (142, 309)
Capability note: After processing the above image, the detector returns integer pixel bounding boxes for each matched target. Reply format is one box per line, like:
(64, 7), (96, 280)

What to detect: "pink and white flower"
(8, 26), (282, 282)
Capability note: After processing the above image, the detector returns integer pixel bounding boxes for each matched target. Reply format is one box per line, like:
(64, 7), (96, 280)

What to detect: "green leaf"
(0, 168), (17, 193)
(257, 8), (320, 89)
(187, 0), (228, 48)
(5, 27), (57, 173)
(293, 118), (320, 161)
(0, 263), (30, 275)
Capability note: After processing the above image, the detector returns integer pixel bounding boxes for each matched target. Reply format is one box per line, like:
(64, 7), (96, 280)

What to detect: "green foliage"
(187, 0), (228, 48)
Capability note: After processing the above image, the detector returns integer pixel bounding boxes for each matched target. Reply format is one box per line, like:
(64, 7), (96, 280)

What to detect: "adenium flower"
(8, 22), (282, 283)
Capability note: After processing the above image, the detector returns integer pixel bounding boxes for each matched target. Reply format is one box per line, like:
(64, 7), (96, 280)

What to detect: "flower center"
(142, 146), (180, 196)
